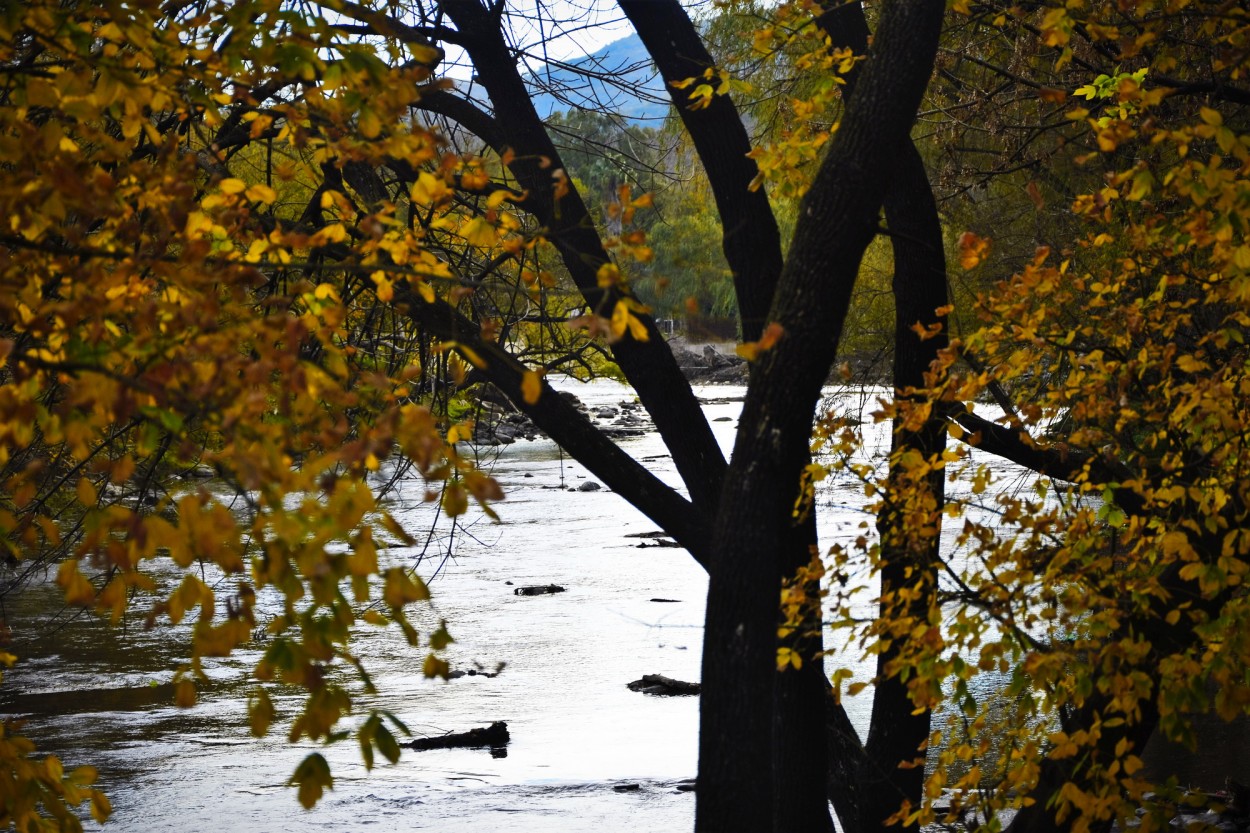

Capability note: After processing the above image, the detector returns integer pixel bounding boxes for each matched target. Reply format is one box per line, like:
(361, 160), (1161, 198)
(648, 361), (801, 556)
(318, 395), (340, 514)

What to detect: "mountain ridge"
(523, 32), (672, 123)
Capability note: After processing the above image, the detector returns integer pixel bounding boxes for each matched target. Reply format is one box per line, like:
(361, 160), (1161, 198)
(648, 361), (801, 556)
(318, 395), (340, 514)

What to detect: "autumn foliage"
(2, 0), (1250, 831)
(0, 1), (502, 824)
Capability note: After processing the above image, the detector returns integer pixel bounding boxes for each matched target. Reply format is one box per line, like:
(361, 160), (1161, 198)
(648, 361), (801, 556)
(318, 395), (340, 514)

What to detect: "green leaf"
(289, 753), (333, 809)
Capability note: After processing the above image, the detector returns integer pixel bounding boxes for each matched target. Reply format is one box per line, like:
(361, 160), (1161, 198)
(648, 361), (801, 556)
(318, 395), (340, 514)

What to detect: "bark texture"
(696, 3), (944, 831)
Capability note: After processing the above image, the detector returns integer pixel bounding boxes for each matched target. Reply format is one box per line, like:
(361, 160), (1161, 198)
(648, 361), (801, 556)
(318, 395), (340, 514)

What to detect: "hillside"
(523, 33), (671, 123)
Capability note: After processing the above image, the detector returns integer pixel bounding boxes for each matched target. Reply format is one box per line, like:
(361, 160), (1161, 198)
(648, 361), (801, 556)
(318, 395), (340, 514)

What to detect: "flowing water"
(2, 380), (1242, 832)
(1, 381), (764, 832)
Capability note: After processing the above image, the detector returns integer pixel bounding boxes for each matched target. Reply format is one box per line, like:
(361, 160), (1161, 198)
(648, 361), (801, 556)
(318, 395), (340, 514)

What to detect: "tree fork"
(697, 1), (944, 830)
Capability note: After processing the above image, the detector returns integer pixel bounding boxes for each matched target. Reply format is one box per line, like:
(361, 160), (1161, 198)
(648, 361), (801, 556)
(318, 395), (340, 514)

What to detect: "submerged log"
(409, 721), (510, 750)
(627, 674), (701, 696)
(514, 584), (565, 596)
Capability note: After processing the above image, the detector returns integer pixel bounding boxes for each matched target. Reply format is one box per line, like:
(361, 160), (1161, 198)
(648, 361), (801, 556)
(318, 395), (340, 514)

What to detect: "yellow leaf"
(76, 477), (97, 507)
(626, 310), (649, 342)
(382, 568), (430, 607)
(610, 301), (631, 341)
(371, 271), (394, 302)
(521, 369), (543, 405)
(244, 239), (268, 264)
(245, 183), (277, 204)
(442, 483), (468, 516)
(289, 753), (333, 809)
(597, 263), (621, 288)
(411, 172), (449, 207)
(218, 178), (247, 195)
(90, 790), (112, 823)
(359, 108), (382, 139)
(57, 560), (95, 606)
(486, 189), (515, 209)
(313, 223), (348, 245)
(422, 654), (450, 679)
(1175, 354), (1207, 373)
(249, 688), (275, 737)
(460, 216), (497, 248)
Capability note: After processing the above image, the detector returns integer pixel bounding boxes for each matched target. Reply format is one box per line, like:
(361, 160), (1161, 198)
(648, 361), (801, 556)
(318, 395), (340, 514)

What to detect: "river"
(2, 380), (1243, 832)
(2, 380), (766, 832)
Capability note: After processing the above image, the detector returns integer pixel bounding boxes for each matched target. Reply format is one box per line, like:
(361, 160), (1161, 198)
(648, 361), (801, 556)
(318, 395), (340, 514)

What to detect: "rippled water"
(1, 381), (757, 832)
(6, 379), (1239, 832)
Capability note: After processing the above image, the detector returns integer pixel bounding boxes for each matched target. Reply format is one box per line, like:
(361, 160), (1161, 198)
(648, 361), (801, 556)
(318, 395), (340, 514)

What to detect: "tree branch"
(390, 286), (714, 563)
(617, 0), (784, 343)
(435, 0), (728, 515)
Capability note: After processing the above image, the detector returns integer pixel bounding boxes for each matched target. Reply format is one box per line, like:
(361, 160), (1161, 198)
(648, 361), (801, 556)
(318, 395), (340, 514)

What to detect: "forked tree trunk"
(697, 3), (944, 830)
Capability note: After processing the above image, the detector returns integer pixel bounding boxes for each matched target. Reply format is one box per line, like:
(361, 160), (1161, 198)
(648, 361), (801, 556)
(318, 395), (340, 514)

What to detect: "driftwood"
(514, 584), (565, 596)
(409, 721), (510, 750)
(627, 674), (701, 696)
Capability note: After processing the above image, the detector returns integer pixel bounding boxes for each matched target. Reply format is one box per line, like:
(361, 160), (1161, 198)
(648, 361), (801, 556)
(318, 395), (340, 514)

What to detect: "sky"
(433, 0), (637, 81)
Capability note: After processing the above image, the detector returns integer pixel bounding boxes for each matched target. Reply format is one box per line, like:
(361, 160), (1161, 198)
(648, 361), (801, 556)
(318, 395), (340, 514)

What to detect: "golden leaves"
(957, 231), (991, 270)
(609, 298), (651, 343)
(776, 647), (803, 670)
(521, 369), (543, 405)
(0, 1), (509, 814)
(735, 321), (785, 362)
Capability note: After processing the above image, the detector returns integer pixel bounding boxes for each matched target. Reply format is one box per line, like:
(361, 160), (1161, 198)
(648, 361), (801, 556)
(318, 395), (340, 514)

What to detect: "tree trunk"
(697, 3), (944, 830)
(812, 4), (950, 830)
(862, 135), (949, 833)
(774, 518), (836, 833)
